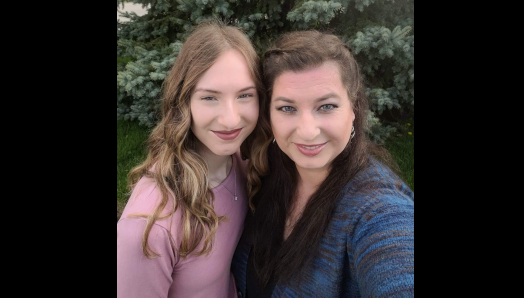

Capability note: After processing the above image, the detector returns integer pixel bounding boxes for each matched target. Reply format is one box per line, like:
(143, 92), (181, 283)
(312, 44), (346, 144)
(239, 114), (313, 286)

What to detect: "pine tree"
(117, 0), (414, 143)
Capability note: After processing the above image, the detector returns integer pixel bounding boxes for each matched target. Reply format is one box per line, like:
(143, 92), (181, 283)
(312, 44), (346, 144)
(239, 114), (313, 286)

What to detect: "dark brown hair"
(251, 30), (393, 287)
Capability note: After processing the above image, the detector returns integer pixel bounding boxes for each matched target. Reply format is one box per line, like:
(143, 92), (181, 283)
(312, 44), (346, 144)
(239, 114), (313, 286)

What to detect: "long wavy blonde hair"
(127, 20), (271, 259)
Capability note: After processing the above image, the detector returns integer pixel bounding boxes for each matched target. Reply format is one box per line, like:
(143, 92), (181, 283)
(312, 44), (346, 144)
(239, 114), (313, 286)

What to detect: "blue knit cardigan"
(231, 159), (414, 298)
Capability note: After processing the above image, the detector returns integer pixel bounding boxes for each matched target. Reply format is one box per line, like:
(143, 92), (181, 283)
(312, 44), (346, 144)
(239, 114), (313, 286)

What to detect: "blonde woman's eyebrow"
(237, 86), (257, 93)
(194, 88), (221, 94)
(194, 86), (255, 94)
(238, 86), (256, 93)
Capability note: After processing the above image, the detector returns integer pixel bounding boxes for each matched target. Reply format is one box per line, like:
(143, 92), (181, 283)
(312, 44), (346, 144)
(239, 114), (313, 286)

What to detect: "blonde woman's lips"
(213, 128), (243, 141)
(295, 142), (328, 156)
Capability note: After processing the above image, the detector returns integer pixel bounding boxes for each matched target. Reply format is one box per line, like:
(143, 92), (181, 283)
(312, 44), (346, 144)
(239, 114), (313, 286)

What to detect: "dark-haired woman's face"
(270, 62), (355, 174)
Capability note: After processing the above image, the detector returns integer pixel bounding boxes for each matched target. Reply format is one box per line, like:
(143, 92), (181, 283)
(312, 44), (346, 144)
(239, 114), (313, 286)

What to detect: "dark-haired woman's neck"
(284, 165), (329, 240)
(295, 165), (329, 194)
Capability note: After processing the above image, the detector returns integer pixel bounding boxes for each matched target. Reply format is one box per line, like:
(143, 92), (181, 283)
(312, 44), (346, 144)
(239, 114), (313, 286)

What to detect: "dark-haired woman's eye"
(277, 106), (297, 113)
(319, 104), (338, 112)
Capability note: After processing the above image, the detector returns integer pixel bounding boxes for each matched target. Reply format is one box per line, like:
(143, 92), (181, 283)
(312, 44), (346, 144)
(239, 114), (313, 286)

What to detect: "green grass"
(384, 119), (414, 191)
(117, 119), (414, 216)
(117, 120), (150, 216)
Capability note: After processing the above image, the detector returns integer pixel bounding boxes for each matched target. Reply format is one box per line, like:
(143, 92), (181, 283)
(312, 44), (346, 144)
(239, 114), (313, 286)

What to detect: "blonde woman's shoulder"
(119, 175), (180, 230)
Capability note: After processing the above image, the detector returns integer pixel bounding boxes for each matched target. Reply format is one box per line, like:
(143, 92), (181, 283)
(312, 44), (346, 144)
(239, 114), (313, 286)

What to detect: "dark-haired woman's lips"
(212, 128), (243, 141)
(295, 142), (328, 156)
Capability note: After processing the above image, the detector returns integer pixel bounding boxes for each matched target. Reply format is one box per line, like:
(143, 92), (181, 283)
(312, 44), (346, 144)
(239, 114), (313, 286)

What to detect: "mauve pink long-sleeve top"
(117, 152), (248, 298)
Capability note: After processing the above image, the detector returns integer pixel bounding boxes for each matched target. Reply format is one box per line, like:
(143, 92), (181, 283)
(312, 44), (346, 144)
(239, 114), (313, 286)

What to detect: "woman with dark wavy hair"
(117, 21), (271, 298)
(232, 31), (414, 297)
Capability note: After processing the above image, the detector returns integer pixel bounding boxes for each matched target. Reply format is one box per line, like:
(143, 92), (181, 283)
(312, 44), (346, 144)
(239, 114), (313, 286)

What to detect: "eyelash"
(239, 94), (254, 99)
(276, 104), (338, 113)
(277, 106), (297, 113)
(201, 94), (254, 101)
(319, 104), (337, 111)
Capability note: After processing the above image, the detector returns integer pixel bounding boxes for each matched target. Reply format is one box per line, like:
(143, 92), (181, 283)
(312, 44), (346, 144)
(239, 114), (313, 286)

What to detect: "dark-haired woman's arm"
(348, 194), (414, 297)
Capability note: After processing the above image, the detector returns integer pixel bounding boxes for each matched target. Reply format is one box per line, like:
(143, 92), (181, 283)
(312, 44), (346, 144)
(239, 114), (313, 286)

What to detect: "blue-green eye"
(319, 104), (337, 111)
(239, 94), (253, 99)
(201, 96), (216, 101)
(277, 106), (297, 113)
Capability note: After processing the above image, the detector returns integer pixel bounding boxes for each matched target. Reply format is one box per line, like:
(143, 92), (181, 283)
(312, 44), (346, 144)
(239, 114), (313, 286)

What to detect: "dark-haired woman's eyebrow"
(315, 93), (341, 102)
(273, 93), (340, 103)
(273, 97), (295, 103)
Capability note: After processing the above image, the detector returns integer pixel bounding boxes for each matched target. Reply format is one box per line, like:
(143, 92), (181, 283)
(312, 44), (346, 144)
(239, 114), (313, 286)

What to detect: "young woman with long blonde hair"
(117, 21), (270, 298)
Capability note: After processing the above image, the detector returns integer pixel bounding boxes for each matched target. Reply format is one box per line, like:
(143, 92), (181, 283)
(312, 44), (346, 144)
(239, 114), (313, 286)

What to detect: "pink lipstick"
(213, 128), (242, 141)
(295, 142), (327, 157)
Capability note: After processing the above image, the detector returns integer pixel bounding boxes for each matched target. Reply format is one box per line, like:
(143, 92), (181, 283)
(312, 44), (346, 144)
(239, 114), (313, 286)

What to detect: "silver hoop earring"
(273, 138), (276, 143)
(350, 126), (355, 139)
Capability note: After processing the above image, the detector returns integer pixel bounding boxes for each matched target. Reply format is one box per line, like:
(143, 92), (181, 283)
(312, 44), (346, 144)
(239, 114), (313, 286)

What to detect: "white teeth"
(302, 145), (320, 150)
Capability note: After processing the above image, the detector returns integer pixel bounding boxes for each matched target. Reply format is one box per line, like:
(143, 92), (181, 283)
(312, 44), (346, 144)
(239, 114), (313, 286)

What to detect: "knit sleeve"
(117, 218), (177, 298)
(347, 194), (414, 297)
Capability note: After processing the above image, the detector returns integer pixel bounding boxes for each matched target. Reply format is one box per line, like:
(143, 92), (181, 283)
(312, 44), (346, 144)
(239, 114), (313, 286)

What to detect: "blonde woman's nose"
(217, 99), (241, 129)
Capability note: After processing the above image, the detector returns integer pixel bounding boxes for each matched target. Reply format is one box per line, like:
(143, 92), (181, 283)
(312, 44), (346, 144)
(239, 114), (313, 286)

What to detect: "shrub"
(117, 0), (414, 143)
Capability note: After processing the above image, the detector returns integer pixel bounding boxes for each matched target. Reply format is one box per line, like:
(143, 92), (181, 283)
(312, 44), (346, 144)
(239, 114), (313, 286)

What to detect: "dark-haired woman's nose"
(296, 112), (320, 141)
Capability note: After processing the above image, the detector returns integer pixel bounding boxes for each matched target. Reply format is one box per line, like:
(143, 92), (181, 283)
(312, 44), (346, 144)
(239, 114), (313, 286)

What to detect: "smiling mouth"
(294, 142), (328, 156)
(212, 128), (243, 141)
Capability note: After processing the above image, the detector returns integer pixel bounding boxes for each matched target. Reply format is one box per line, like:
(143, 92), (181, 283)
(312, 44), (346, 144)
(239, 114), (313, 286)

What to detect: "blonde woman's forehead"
(195, 49), (255, 93)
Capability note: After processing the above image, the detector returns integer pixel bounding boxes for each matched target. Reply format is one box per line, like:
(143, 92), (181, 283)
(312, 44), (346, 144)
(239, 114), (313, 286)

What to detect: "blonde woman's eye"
(277, 106), (296, 113)
(319, 104), (337, 111)
(239, 94), (253, 99)
(201, 96), (216, 101)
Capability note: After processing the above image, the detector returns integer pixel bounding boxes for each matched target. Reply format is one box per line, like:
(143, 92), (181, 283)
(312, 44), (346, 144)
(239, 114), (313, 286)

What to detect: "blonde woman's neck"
(195, 142), (233, 188)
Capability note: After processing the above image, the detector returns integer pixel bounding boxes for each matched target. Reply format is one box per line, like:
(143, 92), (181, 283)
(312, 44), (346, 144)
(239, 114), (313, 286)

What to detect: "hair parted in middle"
(127, 20), (272, 259)
(250, 30), (393, 287)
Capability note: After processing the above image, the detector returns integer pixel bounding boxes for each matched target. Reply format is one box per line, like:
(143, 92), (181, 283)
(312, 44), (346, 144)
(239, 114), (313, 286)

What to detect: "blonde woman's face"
(190, 49), (259, 156)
